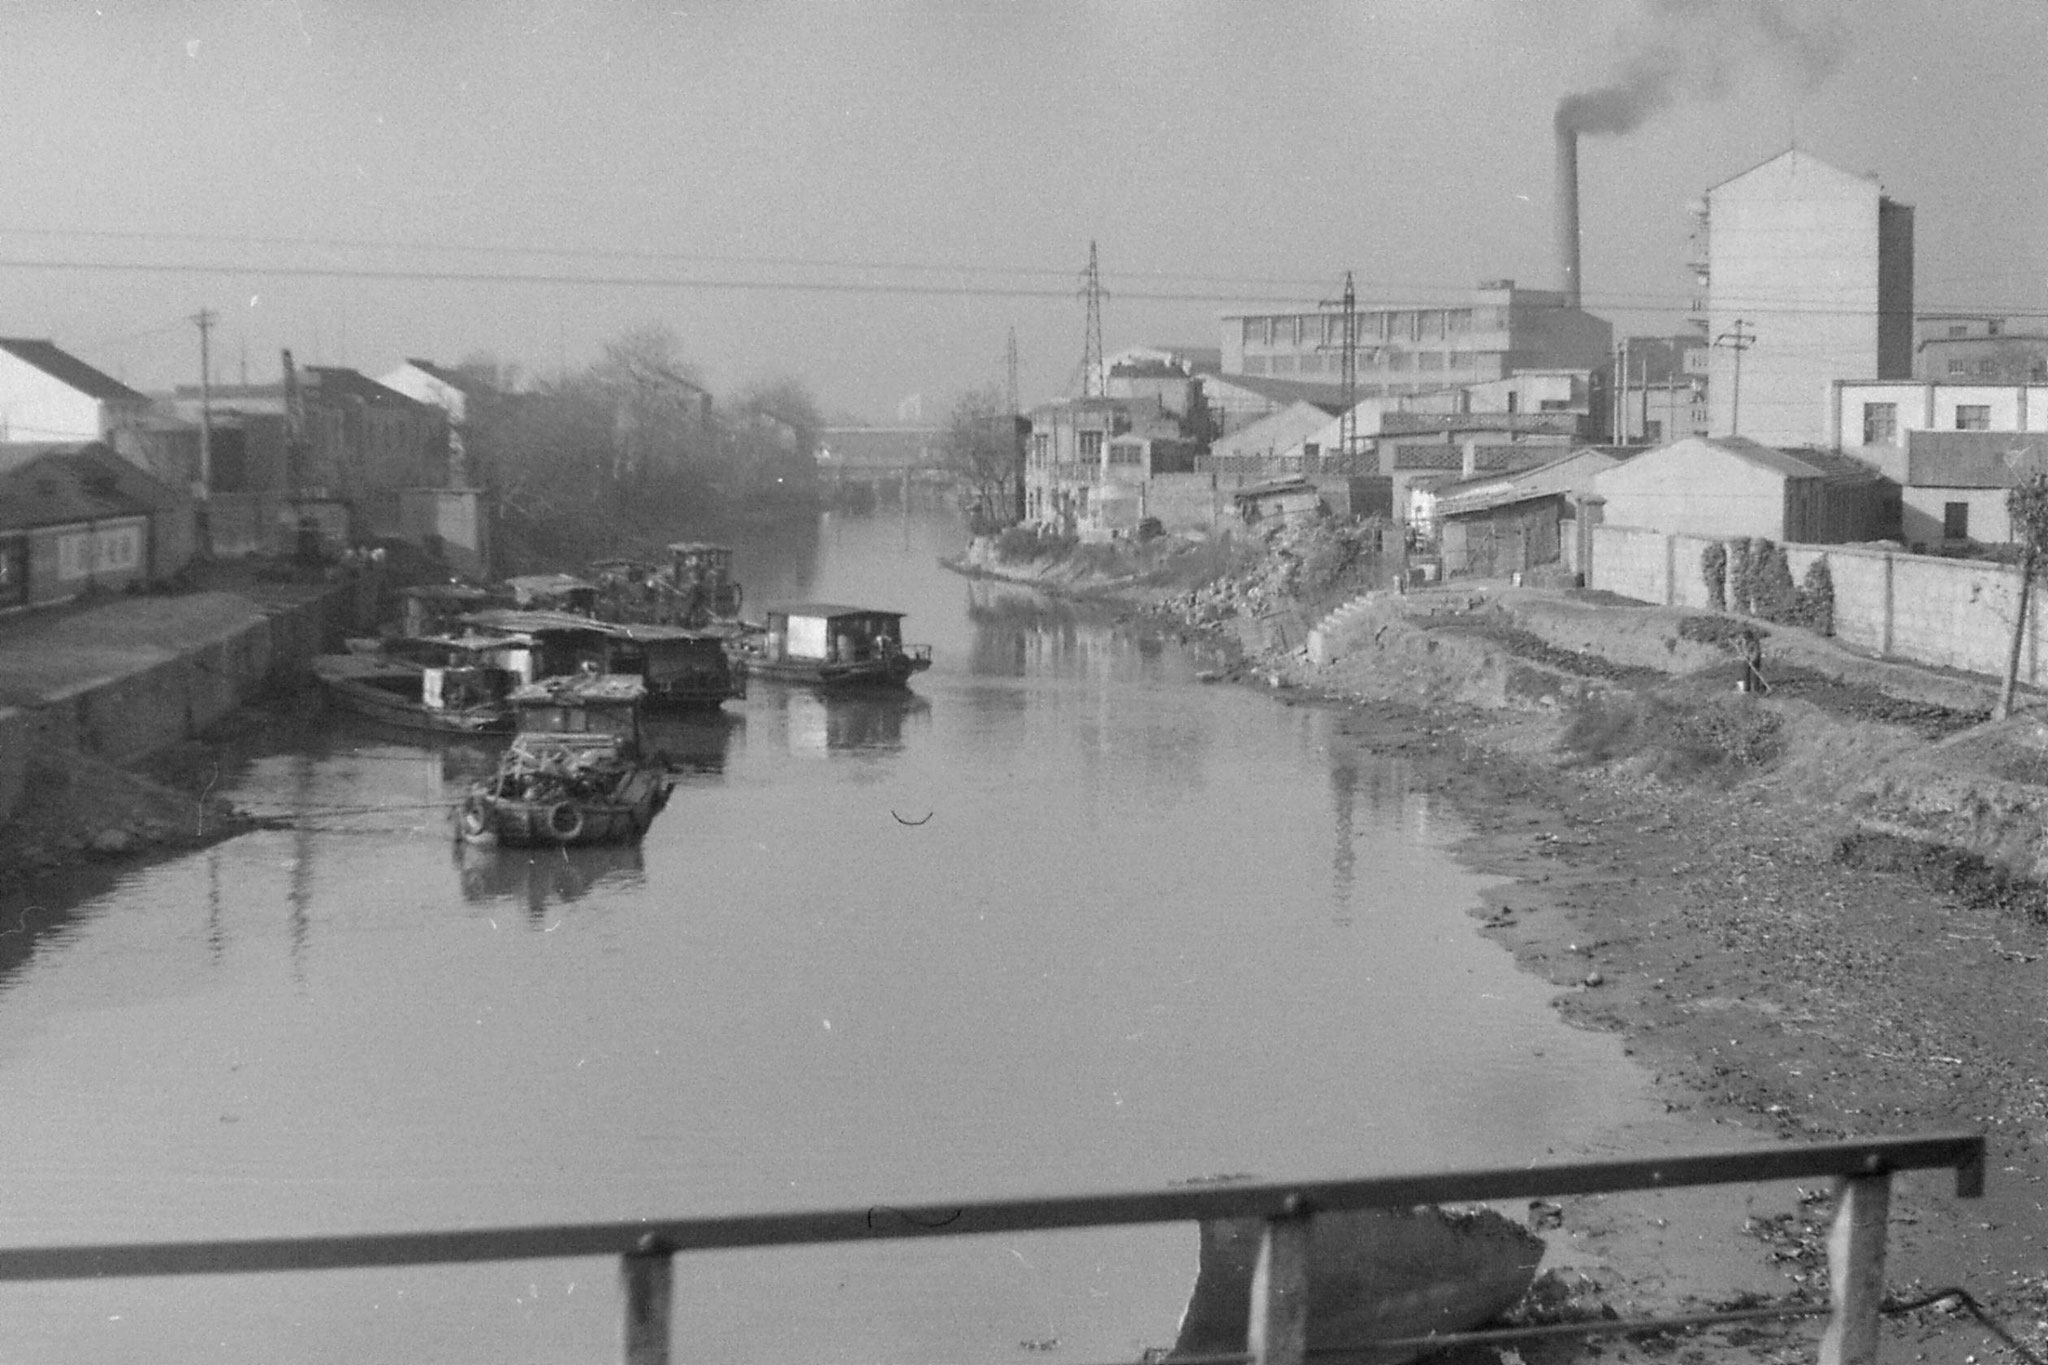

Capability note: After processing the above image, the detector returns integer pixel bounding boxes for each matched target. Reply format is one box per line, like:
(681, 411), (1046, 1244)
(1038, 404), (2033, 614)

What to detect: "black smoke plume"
(1555, 0), (1849, 135)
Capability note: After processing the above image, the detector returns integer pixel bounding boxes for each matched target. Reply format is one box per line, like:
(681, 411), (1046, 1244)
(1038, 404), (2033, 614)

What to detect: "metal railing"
(0, 1131), (1983, 1365)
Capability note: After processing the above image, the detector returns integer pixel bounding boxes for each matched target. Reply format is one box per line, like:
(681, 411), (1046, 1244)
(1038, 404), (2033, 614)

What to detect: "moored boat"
(460, 608), (744, 709)
(456, 674), (674, 847)
(309, 643), (517, 735)
(737, 602), (932, 689)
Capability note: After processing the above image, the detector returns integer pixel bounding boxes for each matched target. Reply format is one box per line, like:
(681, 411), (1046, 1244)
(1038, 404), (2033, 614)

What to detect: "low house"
(1232, 477), (1323, 527)
(1896, 431), (2048, 549)
(0, 444), (194, 611)
(1594, 435), (1896, 544)
(1434, 448), (1624, 581)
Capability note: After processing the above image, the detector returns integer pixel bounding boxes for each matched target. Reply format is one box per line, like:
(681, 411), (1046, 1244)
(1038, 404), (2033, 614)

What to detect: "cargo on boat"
(738, 602), (932, 689)
(461, 608), (743, 709)
(456, 673), (674, 847)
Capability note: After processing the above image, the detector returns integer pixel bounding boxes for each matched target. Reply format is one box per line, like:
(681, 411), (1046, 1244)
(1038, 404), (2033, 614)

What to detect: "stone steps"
(1305, 593), (1383, 666)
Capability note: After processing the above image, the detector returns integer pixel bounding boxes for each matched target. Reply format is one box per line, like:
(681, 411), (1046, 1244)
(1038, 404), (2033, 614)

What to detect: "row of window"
(55, 524), (143, 581)
(1241, 308), (1509, 348)
(1861, 401), (1996, 444)
(1243, 351), (1496, 377)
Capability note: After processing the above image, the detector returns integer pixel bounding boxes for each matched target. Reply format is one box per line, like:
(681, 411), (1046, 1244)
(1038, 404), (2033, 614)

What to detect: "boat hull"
(1168, 1205), (1545, 1365)
(742, 653), (929, 690)
(311, 656), (514, 735)
(456, 768), (671, 847)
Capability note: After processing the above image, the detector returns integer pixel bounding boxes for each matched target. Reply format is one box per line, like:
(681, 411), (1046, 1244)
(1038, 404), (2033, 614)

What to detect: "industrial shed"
(1593, 435), (1896, 544)
(1435, 448), (1623, 581)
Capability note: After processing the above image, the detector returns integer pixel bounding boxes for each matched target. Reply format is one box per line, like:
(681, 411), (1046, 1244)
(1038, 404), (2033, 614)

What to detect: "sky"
(0, 0), (2042, 424)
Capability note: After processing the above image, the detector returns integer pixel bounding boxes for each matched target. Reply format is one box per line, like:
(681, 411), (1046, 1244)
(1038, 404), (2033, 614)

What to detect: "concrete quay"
(0, 566), (378, 829)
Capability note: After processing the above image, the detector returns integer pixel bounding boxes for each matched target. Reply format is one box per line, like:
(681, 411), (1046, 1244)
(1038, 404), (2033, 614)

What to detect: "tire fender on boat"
(546, 801), (585, 843)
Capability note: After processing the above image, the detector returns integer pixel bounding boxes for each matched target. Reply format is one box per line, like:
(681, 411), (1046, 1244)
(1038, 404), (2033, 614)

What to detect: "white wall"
(1596, 444), (1787, 540)
(0, 357), (104, 443)
(1708, 152), (1883, 448)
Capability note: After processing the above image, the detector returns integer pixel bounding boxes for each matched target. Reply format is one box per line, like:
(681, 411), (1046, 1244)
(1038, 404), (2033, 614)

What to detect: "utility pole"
(191, 307), (216, 499)
(1715, 319), (1754, 436)
(1078, 241), (1105, 399)
(1006, 326), (1024, 523)
(1319, 272), (1360, 465)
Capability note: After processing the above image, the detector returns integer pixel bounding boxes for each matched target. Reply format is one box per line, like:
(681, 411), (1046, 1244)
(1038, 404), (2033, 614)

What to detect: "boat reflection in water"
(776, 687), (932, 755)
(451, 839), (647, 922)
(640, 708), (745, 776)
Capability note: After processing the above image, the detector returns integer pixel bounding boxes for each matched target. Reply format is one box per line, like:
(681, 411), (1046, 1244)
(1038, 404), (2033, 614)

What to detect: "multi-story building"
(1218, 279), (1613, 401)
(1913, 314), (2048, 383)
(1696, 149), (1914, 447)
(1024, 396), (1206, 534)
(168, 364), (481, 571)
(1612, 335), (1708, 443)
(1832, 379), (2048, 548)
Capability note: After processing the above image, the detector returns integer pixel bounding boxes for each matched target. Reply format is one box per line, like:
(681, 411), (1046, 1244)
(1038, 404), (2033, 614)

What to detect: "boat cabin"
(462, 609), (639, 684)
(611, 623), (745, 705)
(507, 673), (648, 758)
(761, 603), (909, 665)
(665, 542), (742, 620)
(399, 583), (504, 638)
(505, 573), (599, 615)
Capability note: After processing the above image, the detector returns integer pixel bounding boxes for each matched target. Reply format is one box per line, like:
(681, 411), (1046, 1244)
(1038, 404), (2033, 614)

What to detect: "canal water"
(0, 508), (1668, 1363)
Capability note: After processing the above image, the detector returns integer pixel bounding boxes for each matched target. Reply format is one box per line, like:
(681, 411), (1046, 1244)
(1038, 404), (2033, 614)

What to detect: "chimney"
(1555, 127), (1582, 310)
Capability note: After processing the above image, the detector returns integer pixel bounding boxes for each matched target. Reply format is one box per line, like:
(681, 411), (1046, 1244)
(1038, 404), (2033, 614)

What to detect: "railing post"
(621, 1235), (675, 1365)
(1819, 1172), (1892, 1365)
(1247, 1198), (1311, 1365)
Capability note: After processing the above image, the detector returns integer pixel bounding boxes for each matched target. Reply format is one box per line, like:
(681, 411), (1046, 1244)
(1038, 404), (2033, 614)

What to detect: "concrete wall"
(1145, 472), (1220, 531)
(1707, 151), (1887, 448)
(1592, 525), (2048, 686)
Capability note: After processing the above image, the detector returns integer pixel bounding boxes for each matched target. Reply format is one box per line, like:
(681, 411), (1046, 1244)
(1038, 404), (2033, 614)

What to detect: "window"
(1862, 402), (1897, 445)
(1241, 318), (1261, 345)
(1956, 405), (1991, 431)
(1944, 502), (1970, 540)
(1645, 419), (1664, 441)
(1079, 431), (1103, 461)
(1948, 324), (1969, 338)
(1949, 360), (1971, 375)
(1416, 352), (1444, 371)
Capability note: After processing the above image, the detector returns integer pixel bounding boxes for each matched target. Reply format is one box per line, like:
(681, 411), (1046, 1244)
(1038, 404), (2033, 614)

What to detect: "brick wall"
(1592, 525), (2048, 686)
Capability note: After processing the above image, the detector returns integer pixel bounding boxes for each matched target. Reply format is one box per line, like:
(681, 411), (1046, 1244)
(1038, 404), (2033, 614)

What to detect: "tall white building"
(1698, 149), (1914, 448)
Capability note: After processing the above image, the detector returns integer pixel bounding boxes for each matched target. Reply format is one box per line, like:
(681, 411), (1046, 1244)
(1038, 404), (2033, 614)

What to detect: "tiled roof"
(0, 444), (161, 530)
(0, 338), (148, 404)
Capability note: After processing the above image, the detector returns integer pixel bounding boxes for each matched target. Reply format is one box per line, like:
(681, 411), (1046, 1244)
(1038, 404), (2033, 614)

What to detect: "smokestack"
(1555, 125), (1581, 310)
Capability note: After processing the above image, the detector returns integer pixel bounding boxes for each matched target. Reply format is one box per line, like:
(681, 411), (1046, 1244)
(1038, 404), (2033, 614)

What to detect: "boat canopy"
(762, 602), (906, 625)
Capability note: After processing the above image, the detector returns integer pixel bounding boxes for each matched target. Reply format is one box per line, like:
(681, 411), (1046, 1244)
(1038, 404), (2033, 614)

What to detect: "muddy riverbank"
(957, 528), (2048, 1363)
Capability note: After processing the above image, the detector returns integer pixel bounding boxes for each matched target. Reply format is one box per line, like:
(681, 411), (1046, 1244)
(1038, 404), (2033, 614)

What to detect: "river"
(0, 506), (1669, 1363)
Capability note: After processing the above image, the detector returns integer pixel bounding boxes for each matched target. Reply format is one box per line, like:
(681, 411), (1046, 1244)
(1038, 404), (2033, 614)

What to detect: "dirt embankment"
(963, 527), (2048, 1363)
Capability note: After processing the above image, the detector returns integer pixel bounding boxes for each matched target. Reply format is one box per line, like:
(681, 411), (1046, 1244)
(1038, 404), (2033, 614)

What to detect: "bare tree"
(1996, 470), (2048, 719)
(939, 385), (1017, 527)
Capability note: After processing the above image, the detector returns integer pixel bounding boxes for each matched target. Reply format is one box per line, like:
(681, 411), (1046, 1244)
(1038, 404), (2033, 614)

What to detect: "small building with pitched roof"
(1594, 435), (1896, 544)
(0, 443), (195, 611)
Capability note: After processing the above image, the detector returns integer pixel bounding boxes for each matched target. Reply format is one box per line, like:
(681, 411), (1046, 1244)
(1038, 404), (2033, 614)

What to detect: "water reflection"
(768, 686), (932, 754)
(451, 840), (648, 920)
(642, 709), (745, 775)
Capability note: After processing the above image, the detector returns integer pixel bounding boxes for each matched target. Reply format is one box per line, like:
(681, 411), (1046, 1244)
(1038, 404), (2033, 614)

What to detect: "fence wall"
(1591, 525), (2048, 686)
